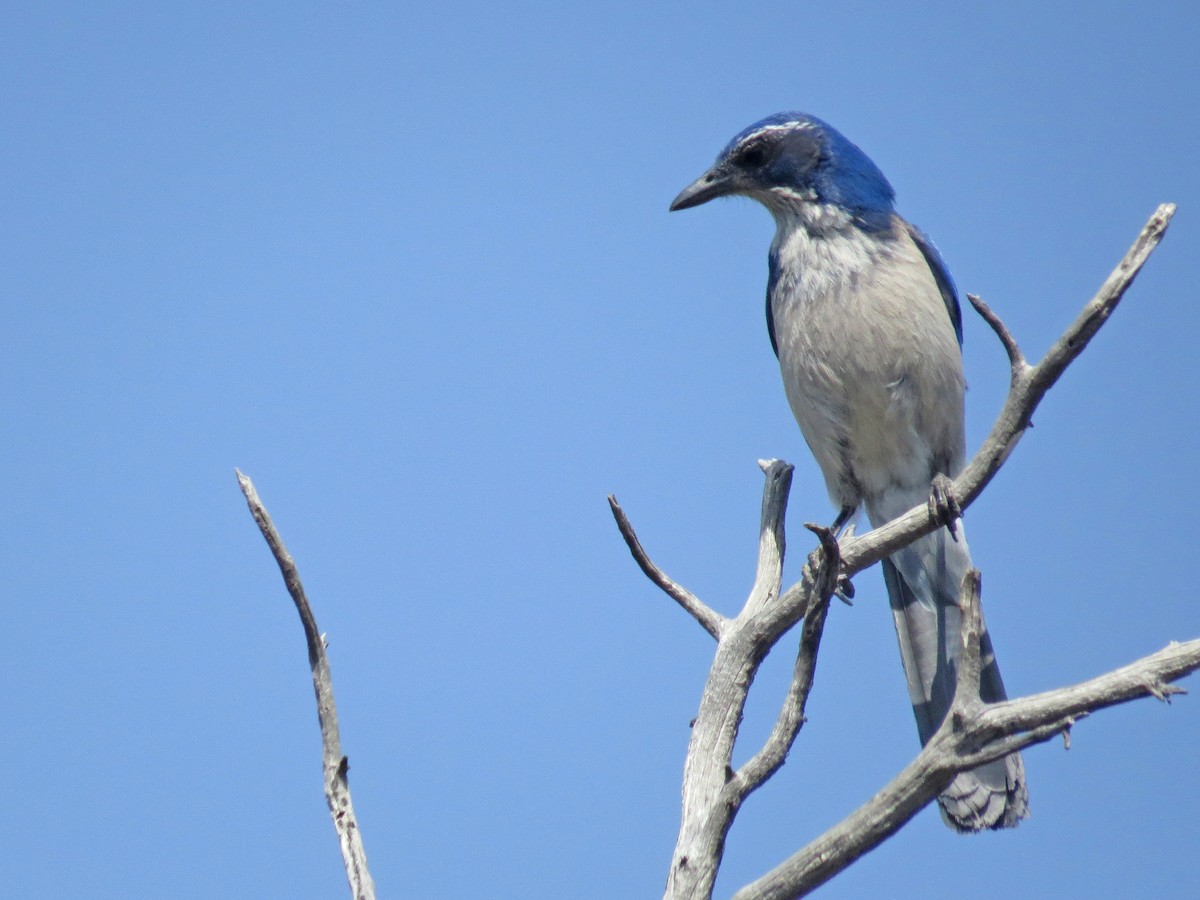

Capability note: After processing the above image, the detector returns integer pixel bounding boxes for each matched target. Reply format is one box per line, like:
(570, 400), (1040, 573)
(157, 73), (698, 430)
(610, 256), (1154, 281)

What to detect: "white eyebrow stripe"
(734, 121), (816, 147)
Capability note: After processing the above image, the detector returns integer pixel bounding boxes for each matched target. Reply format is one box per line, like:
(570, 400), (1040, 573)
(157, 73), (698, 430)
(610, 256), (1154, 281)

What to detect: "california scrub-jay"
(670, 112), (1028, 831)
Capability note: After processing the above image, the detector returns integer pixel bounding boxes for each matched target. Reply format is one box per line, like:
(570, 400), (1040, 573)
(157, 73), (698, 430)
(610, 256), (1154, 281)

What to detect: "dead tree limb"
(611, 205), (1183, 900)
(614, 460), (817, 899)
(610, 495), (727, 639)
(237, 470), (376, 900)
(734, 576), (1200, 900)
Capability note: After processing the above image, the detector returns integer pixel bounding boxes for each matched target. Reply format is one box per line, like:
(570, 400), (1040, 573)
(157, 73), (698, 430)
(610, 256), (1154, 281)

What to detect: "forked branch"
(611, 206), (1184, 900)
(733, 574), (1200, 900)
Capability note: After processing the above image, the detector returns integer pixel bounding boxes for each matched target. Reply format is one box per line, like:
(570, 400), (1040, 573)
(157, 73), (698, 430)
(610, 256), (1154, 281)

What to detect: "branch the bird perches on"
(611, 205), (1200, 900)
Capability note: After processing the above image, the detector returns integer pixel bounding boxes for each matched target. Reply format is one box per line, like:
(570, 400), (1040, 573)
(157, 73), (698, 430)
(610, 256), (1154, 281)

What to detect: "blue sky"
(3, 3), (1197, 897)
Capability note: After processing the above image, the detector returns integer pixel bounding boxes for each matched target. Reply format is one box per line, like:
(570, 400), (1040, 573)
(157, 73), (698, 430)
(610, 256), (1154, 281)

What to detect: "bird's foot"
(928, 474), (962, 541)
(803, 521), (854, 605)
(834, 573), (855, 604)
(828, 509), (856, 602)
(829, 504), (856, 537)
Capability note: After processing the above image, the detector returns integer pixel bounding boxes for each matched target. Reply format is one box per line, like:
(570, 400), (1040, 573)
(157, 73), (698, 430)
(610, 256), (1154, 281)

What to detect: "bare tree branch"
(950, 570), (984, 715)
(713, 523), (842, 819)
(236, 470), (376, 900)
(734, 571), (1200, 900)
(609, 494), (727, 639)
(657, 460), (810, 900)
(967, 289), (1027, 373)
(611, 206), (1183, 900)
(734, 525), (840, 782)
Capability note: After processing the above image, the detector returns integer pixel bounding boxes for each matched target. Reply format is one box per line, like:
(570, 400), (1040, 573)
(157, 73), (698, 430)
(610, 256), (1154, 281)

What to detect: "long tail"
(878, 521), (1029, 831)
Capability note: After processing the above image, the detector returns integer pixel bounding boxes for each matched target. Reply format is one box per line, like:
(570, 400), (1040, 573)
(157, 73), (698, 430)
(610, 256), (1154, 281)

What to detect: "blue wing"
(907, 223), (963, 346)
(765, 249), (781, 357)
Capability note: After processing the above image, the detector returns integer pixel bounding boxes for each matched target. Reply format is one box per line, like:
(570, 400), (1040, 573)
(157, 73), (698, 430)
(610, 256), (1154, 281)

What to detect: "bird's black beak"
(669, 164), (736, 211)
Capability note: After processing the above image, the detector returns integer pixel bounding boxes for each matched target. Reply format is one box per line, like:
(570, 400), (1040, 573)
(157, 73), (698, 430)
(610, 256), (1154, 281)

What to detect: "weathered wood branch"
(237, 470), (376, 900)
(609, 495), (727, 639)
(729, 524), (840, 795)
(734, 571), (1200, 900)
(612, 463), (855, 900)
(612, 206), (1182, 900)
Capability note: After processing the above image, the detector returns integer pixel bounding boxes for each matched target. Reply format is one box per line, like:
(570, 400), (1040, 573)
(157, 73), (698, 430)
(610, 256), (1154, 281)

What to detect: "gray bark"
(238, 471), (377, 900)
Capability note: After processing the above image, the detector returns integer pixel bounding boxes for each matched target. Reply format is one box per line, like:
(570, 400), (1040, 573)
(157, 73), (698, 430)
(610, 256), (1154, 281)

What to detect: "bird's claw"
(835, 573), (855, 605)
(928, 473), (962, 541)
(830, 504), (856, 536)
(802, 522), (851, 604)
(799, 557), (853, 605)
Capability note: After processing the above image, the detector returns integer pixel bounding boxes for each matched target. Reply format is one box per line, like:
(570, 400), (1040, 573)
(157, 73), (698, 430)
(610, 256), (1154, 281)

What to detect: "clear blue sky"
(3, 3), (1197, 897)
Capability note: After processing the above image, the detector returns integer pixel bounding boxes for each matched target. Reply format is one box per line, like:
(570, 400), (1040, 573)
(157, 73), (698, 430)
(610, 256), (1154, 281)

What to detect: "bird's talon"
(928, 474), (962, 540)
(830, 505), (856, 536)
(836, 574), (855, 604)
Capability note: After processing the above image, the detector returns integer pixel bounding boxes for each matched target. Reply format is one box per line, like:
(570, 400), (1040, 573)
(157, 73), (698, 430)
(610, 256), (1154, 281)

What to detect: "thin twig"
(236, 470), (376, 900)
(967, 292), (1027, 375)
(608, 495), (726, 640)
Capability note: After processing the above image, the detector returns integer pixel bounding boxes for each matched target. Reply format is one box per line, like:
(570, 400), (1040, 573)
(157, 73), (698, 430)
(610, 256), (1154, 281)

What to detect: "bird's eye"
(739, 146), (767, 168)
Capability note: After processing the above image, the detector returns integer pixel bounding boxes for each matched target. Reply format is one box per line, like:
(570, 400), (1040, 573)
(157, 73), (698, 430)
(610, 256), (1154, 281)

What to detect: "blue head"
(670, 112), (895, 222)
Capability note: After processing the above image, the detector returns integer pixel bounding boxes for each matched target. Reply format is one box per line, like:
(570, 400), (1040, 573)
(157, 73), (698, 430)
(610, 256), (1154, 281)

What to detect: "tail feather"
(879, 525), (1029, 831)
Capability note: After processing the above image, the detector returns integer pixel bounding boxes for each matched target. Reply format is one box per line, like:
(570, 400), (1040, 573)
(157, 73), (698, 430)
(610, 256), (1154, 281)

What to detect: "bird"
(669, 112), (1028, 832)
